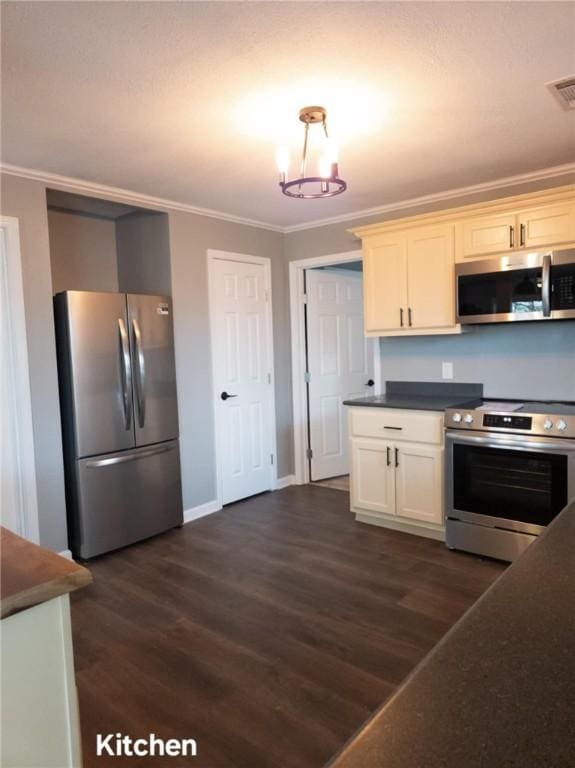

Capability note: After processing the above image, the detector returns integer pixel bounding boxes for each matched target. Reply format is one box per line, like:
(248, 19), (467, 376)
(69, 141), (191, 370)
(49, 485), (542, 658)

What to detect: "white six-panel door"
(211, 257), (274, 505)
(306, 269), (374, 481)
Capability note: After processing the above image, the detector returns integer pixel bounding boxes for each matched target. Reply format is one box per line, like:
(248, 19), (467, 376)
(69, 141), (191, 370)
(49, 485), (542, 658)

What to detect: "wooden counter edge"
(1, 526), (92, 620)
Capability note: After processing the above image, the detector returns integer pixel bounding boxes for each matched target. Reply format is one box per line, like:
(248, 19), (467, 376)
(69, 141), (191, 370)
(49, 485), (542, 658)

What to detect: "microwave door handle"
(542, 253), (551, 317)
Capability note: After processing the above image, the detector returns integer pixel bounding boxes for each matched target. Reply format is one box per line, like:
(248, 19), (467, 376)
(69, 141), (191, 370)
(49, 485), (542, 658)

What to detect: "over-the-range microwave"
(456, 248), (575, 324)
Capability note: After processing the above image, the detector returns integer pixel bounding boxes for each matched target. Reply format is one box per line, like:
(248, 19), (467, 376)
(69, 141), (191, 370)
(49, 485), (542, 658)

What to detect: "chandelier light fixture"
(276, 106), (347, 199)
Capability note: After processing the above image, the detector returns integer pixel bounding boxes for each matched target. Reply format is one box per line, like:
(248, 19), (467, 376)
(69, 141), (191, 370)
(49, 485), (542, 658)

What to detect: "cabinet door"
(350, 438), (395, 516)
(395, 443), (443, 525)
(363, 233), (408, 332)
(518, 202), (575, 249)
(406, 225), (455, 329)
(461, 213), (516, 258)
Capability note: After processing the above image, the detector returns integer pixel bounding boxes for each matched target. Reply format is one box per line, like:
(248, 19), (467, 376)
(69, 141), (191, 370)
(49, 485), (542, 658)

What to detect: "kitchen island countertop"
(327, 498), (575, 768)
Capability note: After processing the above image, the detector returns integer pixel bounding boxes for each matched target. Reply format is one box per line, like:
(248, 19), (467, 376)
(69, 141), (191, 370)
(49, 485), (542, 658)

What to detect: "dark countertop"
(327, 499), (575, 768)
(0, 526), (91, 619)
(343, 394), (475, 411)
(343, 381), (483, 412)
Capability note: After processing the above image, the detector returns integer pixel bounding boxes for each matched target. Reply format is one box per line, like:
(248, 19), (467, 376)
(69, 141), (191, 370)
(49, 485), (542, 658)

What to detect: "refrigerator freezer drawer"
(73, 440), (183, 559)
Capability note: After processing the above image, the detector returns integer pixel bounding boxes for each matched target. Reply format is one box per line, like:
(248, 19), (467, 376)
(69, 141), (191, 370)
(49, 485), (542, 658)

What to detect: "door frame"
(0, 216), (40, 542)
(207, 249), (278, 507)
(289, 250), (382, 486)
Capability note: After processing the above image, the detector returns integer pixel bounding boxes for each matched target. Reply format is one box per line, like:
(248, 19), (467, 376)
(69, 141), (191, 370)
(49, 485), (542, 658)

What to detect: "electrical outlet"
(442, 362), (454, 380)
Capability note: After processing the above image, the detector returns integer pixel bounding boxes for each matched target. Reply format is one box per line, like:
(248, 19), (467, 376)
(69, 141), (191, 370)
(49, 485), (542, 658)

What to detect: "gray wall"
(379, 323), (575, 401)
(1, 172), (288, 549)
(48, 209), (118, 294)
(116, 212), (171, 296)
(168, 211), (289, 510)
(1, 174), (68, 551)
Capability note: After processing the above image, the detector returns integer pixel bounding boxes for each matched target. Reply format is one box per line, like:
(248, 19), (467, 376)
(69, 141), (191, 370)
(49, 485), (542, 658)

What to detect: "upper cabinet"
(363, 232), (408, 332)
(351, 185), (575, 336)
(362, 224), (457, 336)
(460, 213), (517, 258)
(518, 202), (575, 250)
(456, 198), (575, 261)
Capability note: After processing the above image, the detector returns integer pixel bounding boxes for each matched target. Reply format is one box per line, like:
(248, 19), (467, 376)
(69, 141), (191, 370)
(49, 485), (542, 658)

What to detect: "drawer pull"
(386, 446), (391, 466)
(395, 447), (399, 467)
(383, 426), (403, 431)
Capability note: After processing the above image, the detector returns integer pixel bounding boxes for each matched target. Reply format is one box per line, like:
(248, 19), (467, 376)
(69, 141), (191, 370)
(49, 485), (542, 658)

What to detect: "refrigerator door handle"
(132, 318), (146, 427)
(85, 443), (176, 468)
(117, 318), (133, 430)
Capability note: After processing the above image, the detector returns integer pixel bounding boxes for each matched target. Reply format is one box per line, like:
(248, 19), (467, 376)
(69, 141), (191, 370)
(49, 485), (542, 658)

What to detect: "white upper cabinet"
(406, 225), (455, 329)
(353, 185), (575, 335)
(460, 213), (517, 258)
(363, 232), (408, 332)
(361, 224), (457, 336)
(518, 202), (575, 249)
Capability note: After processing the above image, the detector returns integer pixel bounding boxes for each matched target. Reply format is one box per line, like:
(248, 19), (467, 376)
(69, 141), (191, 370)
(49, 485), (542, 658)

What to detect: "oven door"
(456, 253), (547, 324)
(445, 430), (575, 535)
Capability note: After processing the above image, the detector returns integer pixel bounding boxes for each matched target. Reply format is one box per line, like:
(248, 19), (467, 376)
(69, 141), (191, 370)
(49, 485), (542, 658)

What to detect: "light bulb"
(318, 155), (332, 179)
(324, 137), (339, 164)
(276, 146), (289, 175)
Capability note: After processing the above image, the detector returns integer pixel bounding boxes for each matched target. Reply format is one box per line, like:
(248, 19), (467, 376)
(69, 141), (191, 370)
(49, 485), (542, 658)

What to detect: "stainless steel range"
(444, 400), (575, 562)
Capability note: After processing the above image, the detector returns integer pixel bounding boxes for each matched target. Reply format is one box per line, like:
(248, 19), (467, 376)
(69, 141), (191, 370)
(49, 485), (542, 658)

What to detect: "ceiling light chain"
(277, 106), (347, 199)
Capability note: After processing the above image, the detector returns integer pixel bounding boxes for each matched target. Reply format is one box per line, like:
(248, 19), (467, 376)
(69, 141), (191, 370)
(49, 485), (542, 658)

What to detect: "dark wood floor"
(71, 486), (505, 768)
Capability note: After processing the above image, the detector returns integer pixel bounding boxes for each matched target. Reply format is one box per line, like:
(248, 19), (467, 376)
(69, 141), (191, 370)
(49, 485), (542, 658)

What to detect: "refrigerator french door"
(55, 291), (183, 559)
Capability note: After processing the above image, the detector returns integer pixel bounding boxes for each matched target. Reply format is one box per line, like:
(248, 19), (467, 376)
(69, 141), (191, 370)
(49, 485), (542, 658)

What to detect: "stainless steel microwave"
(456, 248), (575, 324)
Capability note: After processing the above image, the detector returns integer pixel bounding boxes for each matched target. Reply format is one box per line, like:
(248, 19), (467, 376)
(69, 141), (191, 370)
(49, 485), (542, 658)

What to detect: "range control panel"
(482, 414), (532, 430)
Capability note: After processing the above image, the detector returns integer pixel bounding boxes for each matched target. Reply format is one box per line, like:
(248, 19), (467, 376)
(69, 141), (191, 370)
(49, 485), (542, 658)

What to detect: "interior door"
(56, 291), (135, 458)
(211, 258), (273, 505)
(306, 268), (374, 481)
(127, 294), (179, 447)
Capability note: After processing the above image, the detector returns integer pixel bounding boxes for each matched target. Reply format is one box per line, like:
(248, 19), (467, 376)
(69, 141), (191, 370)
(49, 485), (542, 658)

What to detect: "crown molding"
(0, 163), (284, 233)
(281, 162), (575, 233)
(2, 160), (574, 236)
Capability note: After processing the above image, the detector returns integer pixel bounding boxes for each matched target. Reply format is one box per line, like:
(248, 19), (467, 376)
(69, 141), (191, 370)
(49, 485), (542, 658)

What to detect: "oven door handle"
(445, 430), (575, 453)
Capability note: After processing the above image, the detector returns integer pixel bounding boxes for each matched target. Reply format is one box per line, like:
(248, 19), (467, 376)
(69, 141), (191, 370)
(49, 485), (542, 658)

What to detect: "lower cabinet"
(348, 407), (445, 539)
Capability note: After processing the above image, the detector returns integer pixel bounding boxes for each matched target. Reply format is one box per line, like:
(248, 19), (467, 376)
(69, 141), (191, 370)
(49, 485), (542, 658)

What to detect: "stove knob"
(556, 419), (567, 432)
(464, 414), (474, 424)
(452, 412), (462, 423)
(543, 419), (553, 430)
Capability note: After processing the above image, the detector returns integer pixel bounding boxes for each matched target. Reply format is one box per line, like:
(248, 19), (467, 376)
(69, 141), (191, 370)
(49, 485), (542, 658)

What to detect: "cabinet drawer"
(348, 407), (443, 445)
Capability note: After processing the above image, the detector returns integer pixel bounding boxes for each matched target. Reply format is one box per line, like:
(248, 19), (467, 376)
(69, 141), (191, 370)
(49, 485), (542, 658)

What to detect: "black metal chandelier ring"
(280, 176), (347, 199)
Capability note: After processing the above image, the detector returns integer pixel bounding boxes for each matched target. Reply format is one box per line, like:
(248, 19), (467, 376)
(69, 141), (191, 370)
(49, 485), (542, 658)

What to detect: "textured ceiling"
(2, 1), (574, 228)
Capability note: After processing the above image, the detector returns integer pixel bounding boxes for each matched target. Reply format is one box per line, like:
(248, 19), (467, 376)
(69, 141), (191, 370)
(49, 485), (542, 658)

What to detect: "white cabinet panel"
(351, 438), (395, 516)
(518, 203), (575, 249)
(396, 443), (444, 525)
(461, 214), (516, 258)
(363, 233), (408, 332)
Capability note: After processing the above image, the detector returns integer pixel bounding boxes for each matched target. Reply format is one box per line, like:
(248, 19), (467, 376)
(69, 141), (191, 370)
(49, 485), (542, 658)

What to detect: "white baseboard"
(58, 549), (73, 560)
(276, 475), (295, 490)
(183, 500), (222, 525)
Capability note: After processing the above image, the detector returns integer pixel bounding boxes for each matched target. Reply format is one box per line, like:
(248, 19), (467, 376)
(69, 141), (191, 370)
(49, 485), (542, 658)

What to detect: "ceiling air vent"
(547, 76), (575, 110)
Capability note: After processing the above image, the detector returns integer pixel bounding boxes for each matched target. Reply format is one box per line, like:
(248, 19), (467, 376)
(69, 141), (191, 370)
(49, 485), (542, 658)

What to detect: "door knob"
(365, 379), (375, 387)
(220, 391), (238, 401)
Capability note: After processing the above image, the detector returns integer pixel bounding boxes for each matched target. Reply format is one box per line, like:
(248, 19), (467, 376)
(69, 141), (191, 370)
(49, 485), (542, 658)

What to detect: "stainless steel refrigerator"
(54, 291), (183, 559)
